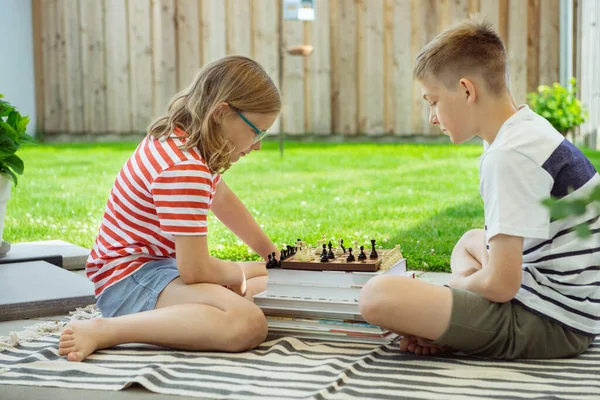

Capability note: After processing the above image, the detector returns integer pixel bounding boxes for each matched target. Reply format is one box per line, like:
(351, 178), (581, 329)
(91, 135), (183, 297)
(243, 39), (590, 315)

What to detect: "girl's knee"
(223, 303), (268, 352)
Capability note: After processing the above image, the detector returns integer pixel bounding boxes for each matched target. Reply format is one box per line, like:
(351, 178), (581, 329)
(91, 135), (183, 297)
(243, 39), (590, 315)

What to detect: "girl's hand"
(227, 264), (247, 297)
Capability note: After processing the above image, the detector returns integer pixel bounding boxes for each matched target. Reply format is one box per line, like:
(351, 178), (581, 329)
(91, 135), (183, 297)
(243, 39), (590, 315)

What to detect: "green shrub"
(527, 78), (588, 136)
(0, 94), (35, 185)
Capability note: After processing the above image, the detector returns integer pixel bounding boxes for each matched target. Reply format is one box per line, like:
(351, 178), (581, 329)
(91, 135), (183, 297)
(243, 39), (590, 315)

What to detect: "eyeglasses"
(230, 105), (268, 144)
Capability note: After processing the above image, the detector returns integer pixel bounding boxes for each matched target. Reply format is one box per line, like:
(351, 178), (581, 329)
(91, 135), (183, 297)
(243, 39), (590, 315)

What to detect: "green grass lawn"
(5, 140), (600, 272)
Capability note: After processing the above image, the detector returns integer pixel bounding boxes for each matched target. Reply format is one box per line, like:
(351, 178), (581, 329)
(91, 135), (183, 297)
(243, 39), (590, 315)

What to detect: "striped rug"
(1, 331), (599, 399)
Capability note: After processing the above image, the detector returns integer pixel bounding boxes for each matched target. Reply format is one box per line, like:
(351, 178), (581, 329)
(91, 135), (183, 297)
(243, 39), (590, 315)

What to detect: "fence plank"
(384, 0), (395, 134)
(80, 0), (107, 133)
(55, 1), (68, 132)
(508, 0), (528, 105)
(308, 0), (331, 135)
(152, 0), (177, 117)
(410, 0), (425, 134)
(176, 0), (201, 89)
(360, 0), (385, 135)
(201, 0), (226, 65)
(527, 0), (540, 93)
(394, 0), (412, 135)
(330, 0), (340, 133)
(539, 0), (559, 85)
(105, 0), (131, 133)
(64, 0), (84, 133)
(225, 0), (251, 57)
(128, 0), (153, 133)
(32, 0), (45, 133)
(252, 0), (280, 134)
(338, 0), (358, 135)
(42, 0), (58, 132)
(304, 21), (312, 133)
(282, 20), (305, 134)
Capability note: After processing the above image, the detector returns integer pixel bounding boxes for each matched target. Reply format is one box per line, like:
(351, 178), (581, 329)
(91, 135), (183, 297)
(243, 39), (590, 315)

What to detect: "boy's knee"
(359, 276), (407, 325)
(224, 304), (268, 352)
(461, 229), (485, 244)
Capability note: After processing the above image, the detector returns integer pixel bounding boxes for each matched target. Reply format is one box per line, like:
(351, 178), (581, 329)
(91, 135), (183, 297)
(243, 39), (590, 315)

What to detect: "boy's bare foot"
(399, 335), (452, 356)
(58, 319), (113, 362)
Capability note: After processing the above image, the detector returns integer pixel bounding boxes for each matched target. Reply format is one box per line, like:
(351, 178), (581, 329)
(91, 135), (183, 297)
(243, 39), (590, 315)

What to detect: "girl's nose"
(251, 140), (262, 151)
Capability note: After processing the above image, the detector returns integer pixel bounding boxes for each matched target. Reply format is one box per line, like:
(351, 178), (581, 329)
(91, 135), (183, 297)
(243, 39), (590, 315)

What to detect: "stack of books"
(254, 247), (413, 344)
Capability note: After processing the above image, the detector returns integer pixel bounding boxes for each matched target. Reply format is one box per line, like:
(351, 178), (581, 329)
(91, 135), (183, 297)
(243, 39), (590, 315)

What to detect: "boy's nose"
(251, 140), (262, 151)
(429, 111), (439, 125)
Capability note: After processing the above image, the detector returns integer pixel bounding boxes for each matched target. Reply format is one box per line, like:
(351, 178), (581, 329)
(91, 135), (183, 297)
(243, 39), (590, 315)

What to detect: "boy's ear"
(212, 102), (230, 124)
(459, 78), (476, 104)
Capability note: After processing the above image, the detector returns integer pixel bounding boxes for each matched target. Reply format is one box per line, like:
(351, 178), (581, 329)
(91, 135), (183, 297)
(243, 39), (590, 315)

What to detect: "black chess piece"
(370, 239), (378, 259)
(320, 249), (330, 262)
(327, 241), (335, 259)
(346, 247), (355, 262)
(266, 254), (278, 269)
(297, 238), (302, 250)
(340, 239), (346, 253)
(358, 245), (367, 260)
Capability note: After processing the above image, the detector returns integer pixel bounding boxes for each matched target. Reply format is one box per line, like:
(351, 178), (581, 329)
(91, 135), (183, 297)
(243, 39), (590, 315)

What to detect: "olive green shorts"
(432, 287), (595, 359)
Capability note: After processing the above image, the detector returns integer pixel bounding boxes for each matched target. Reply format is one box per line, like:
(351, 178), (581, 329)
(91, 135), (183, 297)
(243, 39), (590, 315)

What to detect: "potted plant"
(527, 77), (588, 138)
(0, 93), (35, 255)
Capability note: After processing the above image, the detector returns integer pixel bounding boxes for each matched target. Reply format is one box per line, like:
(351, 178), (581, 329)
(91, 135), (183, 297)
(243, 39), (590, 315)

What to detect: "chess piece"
(327, 241), (335, 259)
(340, 239), (346, 253)
(370, 239), (378, 259)
(346, 248), (355, 262)
(266, 254), (278, 269)
(358, 245), (367, 260)
(320, 249), (330, 262)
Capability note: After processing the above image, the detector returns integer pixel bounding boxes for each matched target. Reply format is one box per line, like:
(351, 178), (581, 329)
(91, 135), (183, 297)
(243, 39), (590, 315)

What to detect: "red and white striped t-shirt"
(86, 129), (221, 297)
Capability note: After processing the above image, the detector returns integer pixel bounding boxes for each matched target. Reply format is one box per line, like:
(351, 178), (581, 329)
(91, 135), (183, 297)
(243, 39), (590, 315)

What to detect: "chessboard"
(266, 238), (403, 272)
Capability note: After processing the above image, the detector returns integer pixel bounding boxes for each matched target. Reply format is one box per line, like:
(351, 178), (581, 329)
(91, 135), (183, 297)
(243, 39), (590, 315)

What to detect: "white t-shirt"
(480, 105), (600, 336)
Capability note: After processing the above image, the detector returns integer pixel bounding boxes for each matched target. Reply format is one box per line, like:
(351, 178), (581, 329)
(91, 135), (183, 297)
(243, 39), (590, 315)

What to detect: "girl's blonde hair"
(148, 56), (281, 173)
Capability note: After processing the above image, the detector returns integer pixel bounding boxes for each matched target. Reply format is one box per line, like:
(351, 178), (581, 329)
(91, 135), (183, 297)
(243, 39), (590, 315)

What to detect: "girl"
(59, 56), (281, 362)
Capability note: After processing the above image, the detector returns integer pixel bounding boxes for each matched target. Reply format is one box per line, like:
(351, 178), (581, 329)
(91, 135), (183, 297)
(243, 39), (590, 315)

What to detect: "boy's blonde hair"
(413, 17), (509, 96)
(148, 56), (281, 173)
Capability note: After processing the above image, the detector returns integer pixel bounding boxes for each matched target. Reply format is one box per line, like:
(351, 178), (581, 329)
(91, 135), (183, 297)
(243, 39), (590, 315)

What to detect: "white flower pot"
(0, 174), (11, 243)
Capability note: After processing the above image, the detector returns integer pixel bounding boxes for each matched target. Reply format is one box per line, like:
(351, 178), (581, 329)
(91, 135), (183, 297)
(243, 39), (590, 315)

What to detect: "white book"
(254, 285), (360, 315)
(269, 329), (400, 345)
(266, 315), (386, 334)
(267, 259), (410, 288)
(259, 305), (366, 322)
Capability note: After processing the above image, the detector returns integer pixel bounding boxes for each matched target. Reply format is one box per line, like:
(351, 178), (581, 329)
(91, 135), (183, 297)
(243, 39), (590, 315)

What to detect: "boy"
(358, 18), (599, 359)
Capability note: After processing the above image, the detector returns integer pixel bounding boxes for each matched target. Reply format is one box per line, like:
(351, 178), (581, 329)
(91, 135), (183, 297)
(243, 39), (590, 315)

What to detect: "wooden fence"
(33, 0), (563, 139)
(578, 0), (600, 149)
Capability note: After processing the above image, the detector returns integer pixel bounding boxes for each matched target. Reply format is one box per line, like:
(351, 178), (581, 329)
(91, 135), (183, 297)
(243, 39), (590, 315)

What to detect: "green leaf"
(0, 120), (18, 139)
(17, 132), (36, 145)
(0, 134), (18, 158)
(574, 224), (591, 239)
(590, 185), (600, 202)
(566, 199), (588, 216)
(3, 154), (24, 175)
(549, 202), (570, 220)
(1, 167), (18, 186)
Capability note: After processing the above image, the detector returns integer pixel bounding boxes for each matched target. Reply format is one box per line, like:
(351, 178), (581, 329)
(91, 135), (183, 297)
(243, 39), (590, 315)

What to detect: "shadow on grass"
(389, 196), (484, 273)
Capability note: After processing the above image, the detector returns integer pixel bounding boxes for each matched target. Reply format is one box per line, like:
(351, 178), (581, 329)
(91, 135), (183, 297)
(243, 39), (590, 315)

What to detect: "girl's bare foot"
(58, 319), (113, 362)
(399, 335), (452, 356)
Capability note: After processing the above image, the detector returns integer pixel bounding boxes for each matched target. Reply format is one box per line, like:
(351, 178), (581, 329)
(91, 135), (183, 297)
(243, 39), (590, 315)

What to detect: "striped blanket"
(1, 331), (599, 399)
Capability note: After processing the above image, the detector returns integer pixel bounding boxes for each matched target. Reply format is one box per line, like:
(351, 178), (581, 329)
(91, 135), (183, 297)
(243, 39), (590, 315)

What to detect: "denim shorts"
(96, 258), (180, 318)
